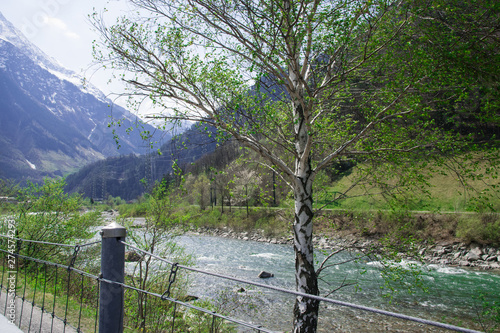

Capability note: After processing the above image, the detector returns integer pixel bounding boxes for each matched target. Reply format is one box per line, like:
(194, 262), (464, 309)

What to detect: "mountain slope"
(65, 123), (218, 200)
(63, 74), (291, 200)
(0, 12), (167, 182)
(0, 66), (102, 179)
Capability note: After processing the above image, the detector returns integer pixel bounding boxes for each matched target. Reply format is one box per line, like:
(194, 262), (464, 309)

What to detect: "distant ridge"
(0, 11), (167, 183)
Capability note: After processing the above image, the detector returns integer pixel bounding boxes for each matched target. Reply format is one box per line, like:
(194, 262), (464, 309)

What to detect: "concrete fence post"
(99, 222), (127, 333)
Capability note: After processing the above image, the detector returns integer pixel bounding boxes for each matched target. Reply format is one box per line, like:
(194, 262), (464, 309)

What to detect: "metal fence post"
(99, 222), (126, 333)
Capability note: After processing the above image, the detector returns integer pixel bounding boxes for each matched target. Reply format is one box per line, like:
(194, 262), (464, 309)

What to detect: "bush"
(456, 213), (500, 245)
(9, 178), (100, 261)
(122, 179), (194, 332)
(117, 200), (149, 217)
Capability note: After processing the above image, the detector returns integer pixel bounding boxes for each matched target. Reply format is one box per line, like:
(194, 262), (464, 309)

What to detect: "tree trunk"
(289, 69), (319, 331)
(292, 174), (319, 333)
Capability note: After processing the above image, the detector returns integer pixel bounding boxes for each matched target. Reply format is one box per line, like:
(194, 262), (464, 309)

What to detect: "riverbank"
(175, 228), (499, 333)
(102, 208), (500, 271)
(189, 226), (500, 271)
(100, 210), (499, 333)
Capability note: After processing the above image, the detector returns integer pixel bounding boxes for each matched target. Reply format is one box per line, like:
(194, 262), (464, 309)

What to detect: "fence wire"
(0, 235), (101, 333)
(0, 236), (272, 332)
(120, 240), (485, 333)
(99, 276), (272, 332)
(0, 232), (489, 333)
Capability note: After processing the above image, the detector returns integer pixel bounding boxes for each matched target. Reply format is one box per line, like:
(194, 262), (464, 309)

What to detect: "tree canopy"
(92, 0), (499, 331)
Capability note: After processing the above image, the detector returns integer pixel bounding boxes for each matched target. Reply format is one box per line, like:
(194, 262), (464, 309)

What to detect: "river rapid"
(172, 234), (500, 332)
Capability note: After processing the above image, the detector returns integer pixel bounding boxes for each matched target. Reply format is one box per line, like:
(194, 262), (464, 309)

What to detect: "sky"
(0, 0), (131, 99)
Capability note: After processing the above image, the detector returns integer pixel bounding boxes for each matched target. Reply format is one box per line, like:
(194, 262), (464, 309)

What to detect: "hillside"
(65, 123), (220, 200)
(0, 12), (167, 183)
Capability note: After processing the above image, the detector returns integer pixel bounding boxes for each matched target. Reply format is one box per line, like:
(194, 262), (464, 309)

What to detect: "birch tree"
(91, 0), (499, 331)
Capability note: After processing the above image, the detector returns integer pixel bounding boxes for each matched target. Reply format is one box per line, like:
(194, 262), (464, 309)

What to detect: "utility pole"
(141, 140), (153, 190)
(246, 184), (249, 218)
(92, 174), (97, 201)
(210, 187), (213, 210)
(101, 163), (106, 201)
(213, 176), (217, 207)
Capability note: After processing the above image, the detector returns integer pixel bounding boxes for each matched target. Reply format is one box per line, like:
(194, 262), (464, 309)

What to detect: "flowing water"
(174, 234), (500, 332)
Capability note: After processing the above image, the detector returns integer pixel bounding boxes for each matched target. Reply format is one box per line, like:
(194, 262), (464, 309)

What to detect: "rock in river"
(258, 271), (274, 278)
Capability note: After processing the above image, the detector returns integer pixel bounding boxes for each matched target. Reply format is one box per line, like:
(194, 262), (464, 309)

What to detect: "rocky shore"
(190, 226), (500, 271)
(101, 210), (500, 271)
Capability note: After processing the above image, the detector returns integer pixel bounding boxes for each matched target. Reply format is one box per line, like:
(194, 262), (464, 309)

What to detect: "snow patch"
(49, 92), (57, 104)
(61, 104), (75, 113)
(38, 62), (107, 102)
(87, 117), (97, 140)
(25, 159), (36, 170)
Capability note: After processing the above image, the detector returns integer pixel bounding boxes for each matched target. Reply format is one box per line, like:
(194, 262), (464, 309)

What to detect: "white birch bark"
(291, 95), (319, 332)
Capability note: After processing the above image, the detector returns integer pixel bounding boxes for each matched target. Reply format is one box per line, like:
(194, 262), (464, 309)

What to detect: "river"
(172, 234), (500, 332)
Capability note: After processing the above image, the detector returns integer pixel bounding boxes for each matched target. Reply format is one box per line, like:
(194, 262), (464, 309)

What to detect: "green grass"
(317, 161), (500, 213)
(456, 213), (500, 246)
(116, 201), (149, 217)
(184, 206), (289, 237)
(0, 263), (99, 332)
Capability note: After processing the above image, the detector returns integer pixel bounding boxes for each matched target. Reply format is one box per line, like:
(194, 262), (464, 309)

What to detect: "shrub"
(456, 213), (500, 245)
(9, 178), (100, 262)
(122, 179), (194, 332)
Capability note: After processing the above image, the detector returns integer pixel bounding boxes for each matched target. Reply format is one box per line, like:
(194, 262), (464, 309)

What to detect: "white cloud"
(44, 16), (80, 39)
(44, 16), (66, 29)
(64, 30), (80, 39)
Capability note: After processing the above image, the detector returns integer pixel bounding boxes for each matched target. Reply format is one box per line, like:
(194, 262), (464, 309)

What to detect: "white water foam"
(250, 253), (282, 259)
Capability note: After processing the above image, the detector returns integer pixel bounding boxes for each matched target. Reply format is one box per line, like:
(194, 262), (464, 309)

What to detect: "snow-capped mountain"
(0, 12), (106, 101)
(0, 12), (166, 182)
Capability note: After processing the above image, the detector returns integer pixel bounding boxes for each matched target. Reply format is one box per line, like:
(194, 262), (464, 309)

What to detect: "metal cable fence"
(120, 240), (485, 333)
(0, 226), (272, 333)
(0, 223), (489, 333)
(0, 236), (101, 333)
